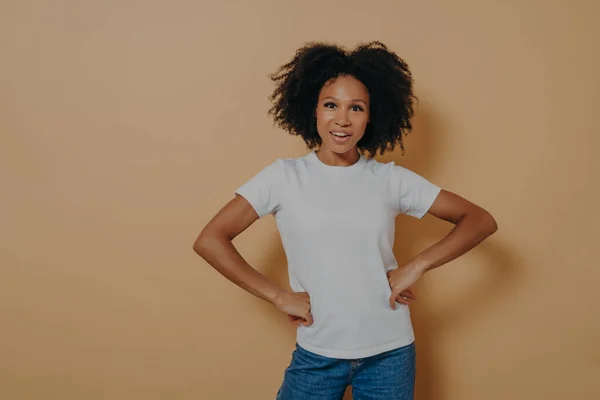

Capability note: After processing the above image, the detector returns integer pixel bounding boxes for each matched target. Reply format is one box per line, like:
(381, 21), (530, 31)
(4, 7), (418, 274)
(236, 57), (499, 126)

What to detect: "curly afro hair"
(268, 41), (417, 157)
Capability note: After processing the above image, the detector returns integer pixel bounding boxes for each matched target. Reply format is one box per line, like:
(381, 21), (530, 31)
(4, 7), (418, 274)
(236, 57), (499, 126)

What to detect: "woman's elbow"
(193, 239), (205, 255)
(193, 237), (206, 256)
(482, 211), (498, 235)
(193, 230), (217, 256)
(193, 226), (232, 256)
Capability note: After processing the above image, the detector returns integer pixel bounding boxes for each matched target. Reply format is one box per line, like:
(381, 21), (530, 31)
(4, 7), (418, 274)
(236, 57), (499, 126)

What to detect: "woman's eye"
(323, 102), (363, 111)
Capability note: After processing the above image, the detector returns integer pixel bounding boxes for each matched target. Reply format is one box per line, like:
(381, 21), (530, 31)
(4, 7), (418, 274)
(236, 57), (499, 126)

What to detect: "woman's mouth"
(330, 131), (352, 144)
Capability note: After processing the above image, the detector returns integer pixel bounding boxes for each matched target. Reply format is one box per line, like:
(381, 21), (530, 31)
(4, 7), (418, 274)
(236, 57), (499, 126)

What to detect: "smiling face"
(315, 75), (370, 156)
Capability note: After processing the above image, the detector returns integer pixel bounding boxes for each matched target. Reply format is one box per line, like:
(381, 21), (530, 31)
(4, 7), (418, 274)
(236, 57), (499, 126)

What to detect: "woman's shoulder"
(364, 156), (397, 175)
(365, 157), (429, 186)
(258, 153), (310, 178)
(275, 153), (311, 168)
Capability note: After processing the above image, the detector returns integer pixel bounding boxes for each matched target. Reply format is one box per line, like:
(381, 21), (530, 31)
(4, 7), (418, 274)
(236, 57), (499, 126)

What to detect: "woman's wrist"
(410, 256), (432, 274)
(270, 289), (287, 309)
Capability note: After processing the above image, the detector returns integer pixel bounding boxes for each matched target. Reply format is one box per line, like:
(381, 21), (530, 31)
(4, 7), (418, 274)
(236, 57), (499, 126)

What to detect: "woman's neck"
(315, 147), (361, 167)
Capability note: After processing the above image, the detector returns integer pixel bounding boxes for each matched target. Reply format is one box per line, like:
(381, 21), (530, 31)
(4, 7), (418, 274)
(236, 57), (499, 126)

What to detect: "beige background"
(2, 1), (599, 399)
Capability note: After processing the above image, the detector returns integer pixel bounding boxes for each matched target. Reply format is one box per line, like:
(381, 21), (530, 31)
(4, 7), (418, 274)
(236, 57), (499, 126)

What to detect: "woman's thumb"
(302, 313), (314, 326)
(389, 293), (397, 310)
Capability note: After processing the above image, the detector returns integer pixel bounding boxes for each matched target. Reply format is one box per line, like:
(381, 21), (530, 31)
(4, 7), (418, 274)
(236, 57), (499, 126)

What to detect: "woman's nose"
(336, 112), (350, 126)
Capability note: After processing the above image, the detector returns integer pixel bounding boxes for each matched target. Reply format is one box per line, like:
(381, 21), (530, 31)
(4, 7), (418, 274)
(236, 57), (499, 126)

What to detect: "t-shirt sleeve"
(234, 159), (285, 218)
(390, 164), (442, 219)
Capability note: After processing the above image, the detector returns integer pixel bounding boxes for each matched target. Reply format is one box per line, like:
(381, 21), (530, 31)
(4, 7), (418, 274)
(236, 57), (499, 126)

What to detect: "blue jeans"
(276, 342), (415, 400)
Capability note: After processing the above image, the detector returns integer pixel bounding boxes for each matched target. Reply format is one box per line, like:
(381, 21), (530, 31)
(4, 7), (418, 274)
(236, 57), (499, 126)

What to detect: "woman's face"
(315, 75), (370, 154)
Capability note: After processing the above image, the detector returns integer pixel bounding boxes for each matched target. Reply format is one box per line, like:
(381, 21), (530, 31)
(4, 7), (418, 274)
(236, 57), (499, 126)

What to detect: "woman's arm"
(414, 189), (498, 272)
(387, 189), (498, 308)
(193, 195), (314, 325)
(193, 195), (283, 304)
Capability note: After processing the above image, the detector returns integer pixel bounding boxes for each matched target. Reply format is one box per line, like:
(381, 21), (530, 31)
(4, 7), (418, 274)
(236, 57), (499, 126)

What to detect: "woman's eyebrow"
(323, 96), (368, 105)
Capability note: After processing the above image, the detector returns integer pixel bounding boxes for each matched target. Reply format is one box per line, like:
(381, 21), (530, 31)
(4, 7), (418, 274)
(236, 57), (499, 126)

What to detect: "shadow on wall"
(246, 102), (520, 400)
(388, 104), (520, 400)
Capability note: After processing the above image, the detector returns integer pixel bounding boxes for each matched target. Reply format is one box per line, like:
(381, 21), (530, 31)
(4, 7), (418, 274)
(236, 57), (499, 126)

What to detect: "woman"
(193, 41), (498, 400)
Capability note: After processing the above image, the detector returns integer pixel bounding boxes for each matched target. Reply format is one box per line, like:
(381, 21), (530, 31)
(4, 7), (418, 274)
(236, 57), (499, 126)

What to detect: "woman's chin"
(323, 140), (355, 151)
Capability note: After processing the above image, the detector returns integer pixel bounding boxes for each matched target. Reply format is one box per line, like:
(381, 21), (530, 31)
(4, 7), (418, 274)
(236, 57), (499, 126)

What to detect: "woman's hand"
(394, 288), (417, 306)
(274, 291), (313, 327)
(387, 263), (426, 309)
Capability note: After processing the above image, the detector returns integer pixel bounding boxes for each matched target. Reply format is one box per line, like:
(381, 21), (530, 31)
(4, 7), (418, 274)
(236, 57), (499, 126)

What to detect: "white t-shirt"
(235, 150), (441, 359)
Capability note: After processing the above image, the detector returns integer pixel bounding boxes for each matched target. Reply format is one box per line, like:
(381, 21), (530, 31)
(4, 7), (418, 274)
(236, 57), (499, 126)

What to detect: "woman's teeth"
(330, 131), (352, 144)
